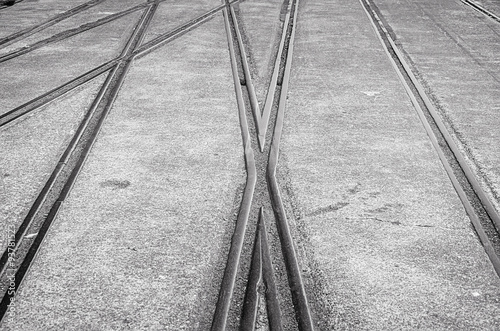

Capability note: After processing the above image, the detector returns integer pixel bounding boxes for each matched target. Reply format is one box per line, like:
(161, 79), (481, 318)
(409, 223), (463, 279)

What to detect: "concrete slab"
(0, 10), (141, 115)
(0, 75), (106, 254)
(0, 13), (246, 330)
(141, 0), (220, 45)
(279, 0), (500, 329)
(0, 0), (91, 39)
(372, 0), (500, 216)
(1, 0), (500, 329)
(0, 0), (146, 53)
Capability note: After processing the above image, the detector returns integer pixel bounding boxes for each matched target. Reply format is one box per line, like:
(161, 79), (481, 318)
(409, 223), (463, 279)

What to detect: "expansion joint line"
(359, 0), (500, 276)
(213, 0), (314, 330)
(0, 3), (159, 322)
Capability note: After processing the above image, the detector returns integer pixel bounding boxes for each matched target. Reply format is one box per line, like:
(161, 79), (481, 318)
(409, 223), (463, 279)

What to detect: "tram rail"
(360, 0), (500, 275)
(0, 0), (230, 322)
(461, 0), (500, 23)
(1, 0), (500, 328)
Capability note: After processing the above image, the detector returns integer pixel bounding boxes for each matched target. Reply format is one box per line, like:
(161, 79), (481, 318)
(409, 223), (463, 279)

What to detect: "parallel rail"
(360, 0), (500, 275)
(0, 1), (228, 323)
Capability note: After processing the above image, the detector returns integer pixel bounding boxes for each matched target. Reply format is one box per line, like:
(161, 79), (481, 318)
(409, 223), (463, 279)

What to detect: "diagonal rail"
(0, 3), (160, 322)
(0, 0), (107, 48)
(360, 0), (500, 276)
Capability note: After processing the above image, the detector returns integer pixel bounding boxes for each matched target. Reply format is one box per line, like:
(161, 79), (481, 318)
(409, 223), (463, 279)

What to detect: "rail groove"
(1, 3), (227, 127)
(0, 3), (159, 321)
(461, 0), (500, 23)
(0, 0), (107, 48)
(0, 3), (148, 63)
(212, 0), (314, 329)
(211, 7), (257, 330)
(360, 0), (500, 275)
(0, 60), (117, 127)
(240, 208), (282, 330)
(228, 3), (293, 152)
(266, 1), (314, 328)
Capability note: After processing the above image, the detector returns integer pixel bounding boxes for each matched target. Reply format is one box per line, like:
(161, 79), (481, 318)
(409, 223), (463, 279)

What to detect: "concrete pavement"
(1, 0), (500, 329)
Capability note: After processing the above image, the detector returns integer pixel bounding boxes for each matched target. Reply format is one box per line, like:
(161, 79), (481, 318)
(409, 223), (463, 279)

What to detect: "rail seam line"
(228, 3), (293, 152)
(0, 60), (116, 128)
(0, 3), (148, 63)
(0, 3), (227, 127)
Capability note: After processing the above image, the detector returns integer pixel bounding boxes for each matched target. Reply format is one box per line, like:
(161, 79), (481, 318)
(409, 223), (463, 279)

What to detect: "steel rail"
(0, 2), (148, 63)
(359, 0), (500, 276)
(240, 208), (283, 331)
(267, 0), (315, 329)
(0, 3), (159, 321)
(134, 3), (227, 58)
(211, 6), (257, 331)
(228, 6), (262, 134)
(0, 60), (117, 127)
(0, 2), (225, 127)
(461, 0), (500, 23)
(228, 3), (293, 152)
(0, 0), (107, 48)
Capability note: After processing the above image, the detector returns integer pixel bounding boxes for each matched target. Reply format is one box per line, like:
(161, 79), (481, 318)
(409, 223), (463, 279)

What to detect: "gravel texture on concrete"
(0, 10), (141, 115)
(372, 0), (500, 216)
(141, 0), (219, 45)
(0, 0), (91, 38)
(0, 0), (146, 54)
(1, 14), (245, 331)
(472, 0), (500, 16)
(278, 0), (500, 329)
(0, 76), (106, 254)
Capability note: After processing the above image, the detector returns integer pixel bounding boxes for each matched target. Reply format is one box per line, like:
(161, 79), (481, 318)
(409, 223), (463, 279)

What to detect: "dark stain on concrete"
(100, 179), (131, 190)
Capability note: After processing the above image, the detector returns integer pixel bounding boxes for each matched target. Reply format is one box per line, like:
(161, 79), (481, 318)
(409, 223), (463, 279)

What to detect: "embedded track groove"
(212, 0), (314, 329)
(0, 0), (107, 48)
(360, 0), (500, 276)
(0, 1), (226, 322)
(461, 0), (500, 23)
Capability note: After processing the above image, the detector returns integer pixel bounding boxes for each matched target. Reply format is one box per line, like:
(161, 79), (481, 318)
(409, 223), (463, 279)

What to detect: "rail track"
(1, 0), (500, 328)
(0, 0), (229, 322)
(212, 0), (315, 329)
(461, 0), (500, 23)
(360, 0), (500, 275)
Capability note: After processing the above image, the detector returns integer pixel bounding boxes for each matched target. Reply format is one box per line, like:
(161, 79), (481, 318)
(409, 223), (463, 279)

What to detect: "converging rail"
(0, 0), (229, 321)
(1, 0), (500, 329)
